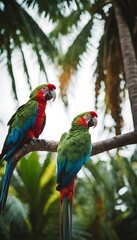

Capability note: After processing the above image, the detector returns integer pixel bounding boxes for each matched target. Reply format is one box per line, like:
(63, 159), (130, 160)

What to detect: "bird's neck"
(36, 91), (47, 104)
(37, 100), (47, 110)
(70, 124), (88, 132)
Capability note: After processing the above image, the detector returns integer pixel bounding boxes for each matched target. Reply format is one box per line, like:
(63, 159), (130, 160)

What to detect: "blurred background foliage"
(1, 151), (137, 240)
(1, 0), (137, 134)
(0, 0), (137, 239)
(0, 152), (60, 240)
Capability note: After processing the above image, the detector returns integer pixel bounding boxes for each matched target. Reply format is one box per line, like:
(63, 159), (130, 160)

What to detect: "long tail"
(60, 178), (76, 240)
(0, 158), (16, 211)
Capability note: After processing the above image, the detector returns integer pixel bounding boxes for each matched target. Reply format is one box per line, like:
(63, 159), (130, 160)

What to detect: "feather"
(60, 178), (75, 240)
(56, 111), (98, 240)
(0, 158), (16, 211)
(1, 100), (38, 160)
(0, 84), (56, 210)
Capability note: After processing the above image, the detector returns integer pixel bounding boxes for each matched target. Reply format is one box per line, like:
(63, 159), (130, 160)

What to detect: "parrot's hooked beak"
(45, 89), (56, 101)
(88, 116), (98, 128)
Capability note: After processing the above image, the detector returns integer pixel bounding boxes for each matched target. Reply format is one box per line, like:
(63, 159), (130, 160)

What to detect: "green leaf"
(17, 152), (41, 204)
(5, 194), (29, 227)
(6, 34), (18, 100)
(50, 10), (82, 38)
(40, 159), (56, 188)
(62, 17), (94, 70)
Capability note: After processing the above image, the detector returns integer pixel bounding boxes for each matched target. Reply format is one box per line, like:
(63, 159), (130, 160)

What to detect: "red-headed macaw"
(56, 111), (98, 240)
(0, 83), (56, 211)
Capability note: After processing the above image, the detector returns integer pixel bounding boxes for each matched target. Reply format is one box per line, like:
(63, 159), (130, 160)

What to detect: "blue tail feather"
(0, 158), (16, 211)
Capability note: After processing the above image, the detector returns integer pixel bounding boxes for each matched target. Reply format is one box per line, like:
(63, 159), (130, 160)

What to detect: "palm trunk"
(114, 1), (137, 130)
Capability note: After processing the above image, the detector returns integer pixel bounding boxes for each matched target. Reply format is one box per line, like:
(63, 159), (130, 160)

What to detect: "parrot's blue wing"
(57, 148), (92, 189)
(0, 101), (38, 210)
(1, 101), (38, 160)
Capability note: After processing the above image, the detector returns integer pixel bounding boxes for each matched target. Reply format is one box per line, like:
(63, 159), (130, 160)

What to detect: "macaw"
(56, 111), (98, 240)
(0, 83), (56, 211)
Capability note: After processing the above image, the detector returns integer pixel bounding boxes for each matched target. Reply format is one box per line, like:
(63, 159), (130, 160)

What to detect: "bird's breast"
(32, 101), (46, 138)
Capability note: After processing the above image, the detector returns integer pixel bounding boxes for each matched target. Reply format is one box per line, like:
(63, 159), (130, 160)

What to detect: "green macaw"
(0, 83), (56, 211)
(56, 111), (98, 240)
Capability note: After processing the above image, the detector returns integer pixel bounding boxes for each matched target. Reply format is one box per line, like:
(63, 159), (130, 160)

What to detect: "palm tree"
(49, 0), (137, 134)
(1, 0), (137, 133)
(0, 0), (58, 99)
(114, 1), (137, 130)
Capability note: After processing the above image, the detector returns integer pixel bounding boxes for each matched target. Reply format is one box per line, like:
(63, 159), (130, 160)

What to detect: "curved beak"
(45, 89), (56, 101)
(51, 89), (56, 102)
(88, 116), (98, 128)
(92, 116), (98, 128)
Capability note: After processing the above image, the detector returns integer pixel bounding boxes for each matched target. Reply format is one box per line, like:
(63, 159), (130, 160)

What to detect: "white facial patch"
(83, 114), (92, 125)
(83, 114), (98, 128)
(41, 87), (49, 96)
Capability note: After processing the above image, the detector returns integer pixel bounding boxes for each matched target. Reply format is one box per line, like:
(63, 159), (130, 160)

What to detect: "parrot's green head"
(30, 83), (56, 101)
(72, 111), (98, 129)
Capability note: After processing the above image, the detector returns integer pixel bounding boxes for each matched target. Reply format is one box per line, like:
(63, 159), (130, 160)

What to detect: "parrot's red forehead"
(47, 83), (56, 90)
(90, 111), (98, 117)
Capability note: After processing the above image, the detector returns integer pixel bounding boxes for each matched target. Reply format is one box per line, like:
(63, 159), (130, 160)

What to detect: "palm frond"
(50, 10), (82, 38)
(16, 152), (41, 205)
(94, 8), (125, 134)
(5, 194), (29, 226)
(23, 0), (77, 21)
(62, 17), (94, 68)
(6, 34), (18, 100)
(0, 214), (10, 240)
(17, 37), (32, 90)
(0, 0), (58, 95)
(20, 8), (58, 58)
(59, 17), (94, 101)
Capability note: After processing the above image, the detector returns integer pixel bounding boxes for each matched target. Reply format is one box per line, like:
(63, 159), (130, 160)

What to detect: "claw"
(30, 137), (39, 146)
(23, 138), (38, 153)
(23, 144), (29, 154)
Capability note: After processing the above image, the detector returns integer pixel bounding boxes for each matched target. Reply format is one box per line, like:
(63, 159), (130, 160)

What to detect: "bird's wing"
(1, 100), (38, 159)
(57, 131), (92, 189)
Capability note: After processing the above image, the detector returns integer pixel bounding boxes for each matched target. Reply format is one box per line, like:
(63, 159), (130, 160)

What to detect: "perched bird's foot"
(23, 138), (39, 154)
(22, 144), (27, 155)
(30, 137), (39, 146)
(23, 138), (44, 154)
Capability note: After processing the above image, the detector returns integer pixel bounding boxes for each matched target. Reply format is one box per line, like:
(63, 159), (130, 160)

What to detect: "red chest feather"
(32, 102), (46, 138)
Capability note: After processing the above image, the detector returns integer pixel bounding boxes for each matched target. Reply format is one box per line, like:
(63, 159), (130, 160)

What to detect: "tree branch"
(12, 131), (137, 163)
(91, 131), (137, 156)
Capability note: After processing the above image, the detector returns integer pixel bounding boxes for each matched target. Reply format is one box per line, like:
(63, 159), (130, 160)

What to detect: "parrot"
(56, 111), (98, 240)
(0, 83), (56, 211)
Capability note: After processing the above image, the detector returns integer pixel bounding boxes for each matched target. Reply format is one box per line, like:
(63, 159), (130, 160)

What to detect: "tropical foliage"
(0, 0), (58, 99)
(1, 150), (137, 240)
(0, 0), (137, 239)
(1, 0), (137, 132)
(0, 152), (60, 240)
(49, 0), (137, 134)
(74, 150), (137, 240)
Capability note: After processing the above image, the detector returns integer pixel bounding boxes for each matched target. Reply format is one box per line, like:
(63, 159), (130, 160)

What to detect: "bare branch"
(12, 131), (137, 163)
(91, 131), (137, 156)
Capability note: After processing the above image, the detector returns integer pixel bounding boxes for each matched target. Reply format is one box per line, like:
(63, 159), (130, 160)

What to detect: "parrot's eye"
(85, 114), (90, 117)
